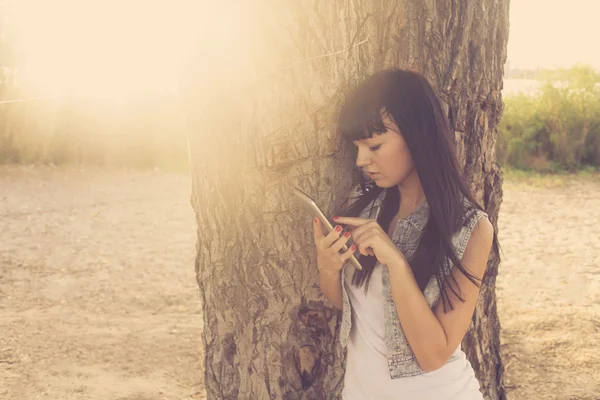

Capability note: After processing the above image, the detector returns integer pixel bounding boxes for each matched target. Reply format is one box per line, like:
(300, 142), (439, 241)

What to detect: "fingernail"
(344, 232), (350, 238)
(314, 217), (318, 224)
(332, 216), (339, 221)
(350, 245), (356, 251)
(335, 225), (342, 232)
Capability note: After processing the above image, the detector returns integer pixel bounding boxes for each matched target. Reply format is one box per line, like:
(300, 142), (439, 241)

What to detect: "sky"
(4, 0), (598, 100)
(3, 0), (203, 99)
(507, 0), (600, 70)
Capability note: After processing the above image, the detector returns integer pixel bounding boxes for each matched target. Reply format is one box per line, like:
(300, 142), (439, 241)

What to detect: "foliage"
(499, 64), (600, 171)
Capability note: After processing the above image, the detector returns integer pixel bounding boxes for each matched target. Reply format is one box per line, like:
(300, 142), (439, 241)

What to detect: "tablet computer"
(292, 186), (363, 270)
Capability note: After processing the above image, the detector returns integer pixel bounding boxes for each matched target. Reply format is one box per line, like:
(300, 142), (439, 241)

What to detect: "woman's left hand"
(332, 216), (407, 267)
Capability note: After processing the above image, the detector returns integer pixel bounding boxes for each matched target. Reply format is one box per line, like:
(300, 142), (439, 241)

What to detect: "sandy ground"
(0, 166), (203, 400)
(497, 175), (600, 400)
(1, 165), (599, 399)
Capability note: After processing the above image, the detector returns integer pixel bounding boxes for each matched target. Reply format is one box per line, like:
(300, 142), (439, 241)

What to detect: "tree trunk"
(182, 1), (509, 399)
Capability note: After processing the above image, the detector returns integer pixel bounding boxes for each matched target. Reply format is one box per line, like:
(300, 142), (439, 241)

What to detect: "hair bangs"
(337, 89), (388, 141)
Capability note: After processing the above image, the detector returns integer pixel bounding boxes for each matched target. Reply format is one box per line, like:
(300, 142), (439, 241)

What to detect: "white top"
(342, 263), (484, 400)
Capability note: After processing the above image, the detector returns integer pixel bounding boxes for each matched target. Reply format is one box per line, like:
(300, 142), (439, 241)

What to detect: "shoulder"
(343, 183), (383, 215)
(451, 200), (492, 259)
(460, 214), (494, 277)
(340, 184), (362, 210)
(348, 183), (363, 197)
(468, 215), (494, 252)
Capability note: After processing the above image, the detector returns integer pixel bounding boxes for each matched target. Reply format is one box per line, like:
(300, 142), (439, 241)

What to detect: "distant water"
(503, 78), (600, 97)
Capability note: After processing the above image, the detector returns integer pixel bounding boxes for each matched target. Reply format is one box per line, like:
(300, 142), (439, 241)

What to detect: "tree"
(181, 1), (509, 398)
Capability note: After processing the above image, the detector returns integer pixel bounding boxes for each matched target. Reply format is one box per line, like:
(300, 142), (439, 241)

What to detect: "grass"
(502, 166), (600, 189)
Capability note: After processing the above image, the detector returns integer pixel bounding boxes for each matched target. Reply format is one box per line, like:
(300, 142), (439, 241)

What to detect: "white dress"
(341, 263), (484, 400)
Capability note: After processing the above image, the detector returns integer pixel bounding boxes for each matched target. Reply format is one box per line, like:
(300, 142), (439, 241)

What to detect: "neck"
(396, 169), (426, 216)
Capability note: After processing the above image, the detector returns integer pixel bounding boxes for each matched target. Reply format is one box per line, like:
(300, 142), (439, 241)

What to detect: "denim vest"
(339, 187), (487, 379)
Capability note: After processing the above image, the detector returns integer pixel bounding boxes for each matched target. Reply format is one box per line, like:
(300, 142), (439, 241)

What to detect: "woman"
(313, 68), (499, 399)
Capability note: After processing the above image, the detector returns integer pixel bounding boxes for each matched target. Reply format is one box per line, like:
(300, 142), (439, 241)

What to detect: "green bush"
(499, 64), (600, 172)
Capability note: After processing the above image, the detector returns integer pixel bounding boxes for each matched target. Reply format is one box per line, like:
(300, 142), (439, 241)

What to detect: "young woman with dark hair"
(313, 69), (498, 399)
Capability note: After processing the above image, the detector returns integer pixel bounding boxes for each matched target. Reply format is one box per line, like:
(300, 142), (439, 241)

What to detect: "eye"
(369, 144), (381, 151)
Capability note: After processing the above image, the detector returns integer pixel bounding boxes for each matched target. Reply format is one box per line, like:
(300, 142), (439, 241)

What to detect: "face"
(353, 113), (415, 188)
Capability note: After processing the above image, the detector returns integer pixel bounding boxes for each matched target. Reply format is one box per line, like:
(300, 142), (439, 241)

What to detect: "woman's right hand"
(313, 217), (356, 273)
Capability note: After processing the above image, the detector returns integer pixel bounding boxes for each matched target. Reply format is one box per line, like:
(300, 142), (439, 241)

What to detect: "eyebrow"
(354, 135), (383, 144)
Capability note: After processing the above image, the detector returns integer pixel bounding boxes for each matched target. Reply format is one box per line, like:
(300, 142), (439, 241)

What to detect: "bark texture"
(182, 1), (509, 399)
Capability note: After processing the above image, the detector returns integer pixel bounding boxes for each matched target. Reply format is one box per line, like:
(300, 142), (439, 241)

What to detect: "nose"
(355, 146), (371, 168)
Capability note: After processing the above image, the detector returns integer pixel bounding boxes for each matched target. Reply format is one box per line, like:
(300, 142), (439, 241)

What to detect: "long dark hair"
(337, 68), (500, 312)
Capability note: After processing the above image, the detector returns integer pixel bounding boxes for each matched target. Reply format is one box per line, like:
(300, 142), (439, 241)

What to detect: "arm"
(387, 217), (494, 372)
(318, 270), (343, 310)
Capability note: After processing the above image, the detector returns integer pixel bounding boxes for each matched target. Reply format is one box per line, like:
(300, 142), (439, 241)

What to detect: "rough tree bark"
(181, 1), (509, 399)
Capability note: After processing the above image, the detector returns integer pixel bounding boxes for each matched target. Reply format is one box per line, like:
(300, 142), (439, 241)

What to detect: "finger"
(359, 244), (375, 257)
(329, 230), (352, 254)
(357, 236), (375, 257)
(358, 243), (369, 256)
(350, 223), (375, 245)
(340, 244), (357, 262)
(332, 216), (373, 227)
(313, 217), (325, 242)
(322, 225), (344, 249)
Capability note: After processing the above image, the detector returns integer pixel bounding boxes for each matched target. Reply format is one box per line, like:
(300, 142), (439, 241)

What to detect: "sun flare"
(4, 0), (204, 101)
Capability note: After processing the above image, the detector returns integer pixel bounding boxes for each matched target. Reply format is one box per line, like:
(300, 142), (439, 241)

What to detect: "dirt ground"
(497, 174), (600, 400)
(1, 165), (598, 400)
(0, 166), (203, 400)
